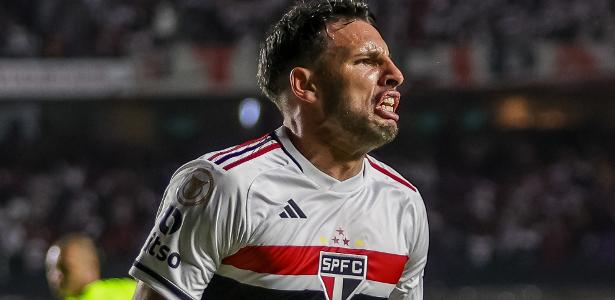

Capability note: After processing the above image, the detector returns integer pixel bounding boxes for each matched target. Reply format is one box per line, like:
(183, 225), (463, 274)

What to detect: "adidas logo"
(279, 199), (307, 219)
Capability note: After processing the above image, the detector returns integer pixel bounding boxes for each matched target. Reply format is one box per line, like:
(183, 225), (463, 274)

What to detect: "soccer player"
(46, 233), (137, 300)
(130, 0), (429, 299)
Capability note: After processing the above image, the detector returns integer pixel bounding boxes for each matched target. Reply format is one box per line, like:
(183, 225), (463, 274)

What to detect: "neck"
(284, 125), (365, 181)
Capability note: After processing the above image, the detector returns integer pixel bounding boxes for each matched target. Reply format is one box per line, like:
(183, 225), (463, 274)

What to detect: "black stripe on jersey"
(288, 199), (307, 218)
(283, 205), (298, 218)
(214, 136), (273, 165)
(201, 274), (386, 300)
(133, 261), (195, 300)
(270, 132), (303, 172)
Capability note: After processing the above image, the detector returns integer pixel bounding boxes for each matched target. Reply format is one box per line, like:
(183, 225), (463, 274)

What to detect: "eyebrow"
(355, 48), (390, 59)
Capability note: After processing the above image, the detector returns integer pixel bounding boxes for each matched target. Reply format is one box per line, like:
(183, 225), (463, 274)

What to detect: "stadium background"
(1, 0), (614, 299)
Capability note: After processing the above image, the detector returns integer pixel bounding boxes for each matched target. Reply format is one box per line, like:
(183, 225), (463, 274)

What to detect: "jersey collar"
(273, 126), (366, 193)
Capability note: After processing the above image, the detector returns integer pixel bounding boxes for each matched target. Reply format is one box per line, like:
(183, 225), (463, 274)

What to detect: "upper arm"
(128, 160), (250, 300)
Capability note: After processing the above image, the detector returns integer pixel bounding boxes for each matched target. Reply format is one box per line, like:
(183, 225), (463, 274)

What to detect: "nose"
(379, 57), (404, 88)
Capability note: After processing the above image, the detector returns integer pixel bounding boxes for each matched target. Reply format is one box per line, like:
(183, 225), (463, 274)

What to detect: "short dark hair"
(257, 0), (375, 107)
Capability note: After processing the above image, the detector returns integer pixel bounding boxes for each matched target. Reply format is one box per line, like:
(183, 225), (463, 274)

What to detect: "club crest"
(176, 168), (213, 206)
(318, 251), (367, 300)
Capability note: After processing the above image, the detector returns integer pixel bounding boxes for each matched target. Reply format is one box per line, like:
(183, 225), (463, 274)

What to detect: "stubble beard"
(325, 94), (399, 153)
(317, 64), (398, 154)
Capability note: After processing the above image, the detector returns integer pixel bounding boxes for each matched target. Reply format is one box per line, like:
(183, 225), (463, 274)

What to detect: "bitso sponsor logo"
(158, 205), (183, 235)
(143, 233), (181, 269)
(318, 251), (367, 300)
(142, 205), (183, 268)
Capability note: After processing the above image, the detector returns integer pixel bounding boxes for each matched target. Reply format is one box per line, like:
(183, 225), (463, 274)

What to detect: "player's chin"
(370, 121), (398, 145)
(380, 124), (398, 143)
(376, 117), (399, 133)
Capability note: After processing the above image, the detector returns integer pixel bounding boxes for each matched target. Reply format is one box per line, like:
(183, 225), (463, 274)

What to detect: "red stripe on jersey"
(222, 143), (281, 170)
(367, 159), (417, 192)
(221, 246), (408, 284)
(207, 134), (270, 161)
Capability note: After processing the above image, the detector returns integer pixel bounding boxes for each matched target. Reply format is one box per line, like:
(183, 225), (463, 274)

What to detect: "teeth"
(380, 105), (394, 112)
(382, 97), (395, 106)
(378, 96), (395, 112)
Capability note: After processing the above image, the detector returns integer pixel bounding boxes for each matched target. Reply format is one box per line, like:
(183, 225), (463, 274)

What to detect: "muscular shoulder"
(366, 155), (425, 211)
(168, 134), (290, 201)
(366, 155), (419, 195)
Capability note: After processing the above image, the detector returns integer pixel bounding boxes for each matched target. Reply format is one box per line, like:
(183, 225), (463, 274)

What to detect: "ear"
(289, 67), (318, 103)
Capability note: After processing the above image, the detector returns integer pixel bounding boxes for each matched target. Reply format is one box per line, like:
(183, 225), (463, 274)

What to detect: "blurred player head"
(46, 233), (101, 298)
(257, 0), (404, 154)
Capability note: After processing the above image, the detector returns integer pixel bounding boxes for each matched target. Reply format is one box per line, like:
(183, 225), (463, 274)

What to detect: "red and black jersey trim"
(202, 274), (386, 300)
(367, 158), (417, 192)
(211, 135), (274, 165)
(270, 131), (303, 172)
(207, 134), (270, 162)
(206, 133), (283, 171)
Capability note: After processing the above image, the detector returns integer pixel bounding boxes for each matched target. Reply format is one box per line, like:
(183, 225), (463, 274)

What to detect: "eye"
(355, 58), (377, 65)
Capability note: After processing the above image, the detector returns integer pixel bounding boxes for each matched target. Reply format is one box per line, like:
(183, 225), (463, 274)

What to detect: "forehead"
(324, 19), (388, 56)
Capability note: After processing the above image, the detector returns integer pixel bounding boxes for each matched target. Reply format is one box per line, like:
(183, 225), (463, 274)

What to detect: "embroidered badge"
(176, 168), (214, 206)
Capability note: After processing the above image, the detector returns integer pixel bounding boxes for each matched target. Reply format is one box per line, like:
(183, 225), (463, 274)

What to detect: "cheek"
(350, 69), (380, 98)
(350, 70), (380, 103)
(365, 69), (380, 82)
(334, 66), (380, 109)
(348, 66), (379, 84)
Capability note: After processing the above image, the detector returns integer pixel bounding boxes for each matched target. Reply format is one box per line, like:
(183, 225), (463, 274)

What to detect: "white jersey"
(129, 126), (429, 300)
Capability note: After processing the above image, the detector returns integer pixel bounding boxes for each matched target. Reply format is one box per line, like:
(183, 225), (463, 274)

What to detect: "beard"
(322, 90), (399, 151)
(315, 62), (399, 153)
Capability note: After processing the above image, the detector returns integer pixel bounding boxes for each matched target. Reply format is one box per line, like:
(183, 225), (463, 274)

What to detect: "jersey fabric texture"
(65, 278), (137, 300)
(129, 126), (429, 300)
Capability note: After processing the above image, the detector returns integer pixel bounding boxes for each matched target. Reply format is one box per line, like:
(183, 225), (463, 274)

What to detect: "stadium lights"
(238, 97), (261, 129)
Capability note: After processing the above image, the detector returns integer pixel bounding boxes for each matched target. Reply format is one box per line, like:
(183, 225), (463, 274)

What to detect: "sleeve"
(129, 159), (250, 300)
(389, 192), (429, 300)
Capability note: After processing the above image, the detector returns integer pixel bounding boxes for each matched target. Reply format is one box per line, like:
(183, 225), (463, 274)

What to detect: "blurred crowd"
(1, 0), (613, 57)
(387, 131), (615, 283)
(0, 128), (613, 295)
(0, 0), (287, 57)
(412, 0), (614, 44)
(0, 153), (164, 287)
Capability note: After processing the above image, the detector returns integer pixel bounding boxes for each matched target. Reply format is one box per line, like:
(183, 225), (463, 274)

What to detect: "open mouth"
(374, 91), (400, 121)
(379, 95), (396, 112)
